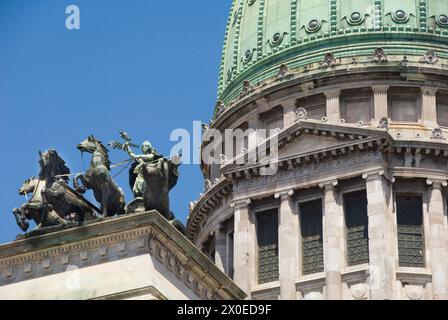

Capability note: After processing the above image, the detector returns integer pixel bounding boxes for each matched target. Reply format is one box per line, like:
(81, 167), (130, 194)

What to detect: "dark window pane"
(344, 191), (369, 266)
(228, 232), (234, 279)
(300, 199), (324, 275)
(396, 196), (425, 268)
(257, 210), (279, 284)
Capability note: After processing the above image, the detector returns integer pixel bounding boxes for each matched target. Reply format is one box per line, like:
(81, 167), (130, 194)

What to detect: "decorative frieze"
(234, 151), (384, 193)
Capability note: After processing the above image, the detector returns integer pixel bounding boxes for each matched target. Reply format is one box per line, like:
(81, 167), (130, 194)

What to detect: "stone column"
(247, 118), (259, 163)
(426, 179), (448, 300)
(319, 180), (344, 300)
(372, 85), (389, 123)
(232, 199), (254, 298)
(283, 105), (296, 128)
(214, 224), (227, 273)
(363, 171), (394, 300)
(421, 87), (438, 127)
(324, 89), (341, 122)
(275, 189), (299, 300)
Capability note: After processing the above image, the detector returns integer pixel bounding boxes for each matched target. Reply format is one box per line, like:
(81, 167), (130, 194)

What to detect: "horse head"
(18, 177), (38, 196)
(38, 150), (70, 183)
(78, 135), (111, 170)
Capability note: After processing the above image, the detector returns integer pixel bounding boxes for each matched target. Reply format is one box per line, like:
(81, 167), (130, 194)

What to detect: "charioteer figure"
(110, 131), (181, 221)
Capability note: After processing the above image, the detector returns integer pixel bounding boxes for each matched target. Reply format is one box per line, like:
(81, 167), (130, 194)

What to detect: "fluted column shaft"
(364, 171), (394, 300)
(421, 87), (438, 127)
(372, 86), (389, 122)
(214, 225), (227, 273)
(320, 180), (344, 300)
(324, 89), (341, 122)
(276, 190), (299, 300)
(232, 199), (254, 298)
(283, 105), (296, 128)
(427, 179), (448, 300)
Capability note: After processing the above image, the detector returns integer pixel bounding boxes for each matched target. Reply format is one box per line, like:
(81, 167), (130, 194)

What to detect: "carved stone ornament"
(377, 117), (389, 129)
(350, 283), (368, 300)
(320, 53), (336, 68)
(370, 48), (388, 63)
(276, 64), (290, 80)
(431, 128), (445, 140)
(295, 107), (308, 122)
(204, 179), (212, 192)
(420, 50), (438, 64)
(431, 127), (445, 140)
(214, 100), (225, 118)
(241, 80), (253, 96)
(234, 151), (383, 192)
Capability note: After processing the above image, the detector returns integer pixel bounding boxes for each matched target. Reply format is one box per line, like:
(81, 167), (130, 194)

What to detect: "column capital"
(362, 170), (395, 183)
(274, 189), (294, 199)
(372, 85), (390, 94)
(318, 180), (338, 190)
(283, 105), (296, 113)
(256, 97), (271, 113)
(324, 89), (341, 98)
(421, 86), (438, 96)
(426, 179), (448, 188)
(230, 198), (251, 209)
(212, 222), (227, 235)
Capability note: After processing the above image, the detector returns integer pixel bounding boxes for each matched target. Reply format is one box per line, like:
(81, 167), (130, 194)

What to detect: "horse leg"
(13, 208), (29, 232)
(74, 174), (88, 194)
(101, 185), (110, 217)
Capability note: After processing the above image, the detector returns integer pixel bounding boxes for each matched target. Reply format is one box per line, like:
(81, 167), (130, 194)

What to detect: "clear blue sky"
(0, 0), (231, 243)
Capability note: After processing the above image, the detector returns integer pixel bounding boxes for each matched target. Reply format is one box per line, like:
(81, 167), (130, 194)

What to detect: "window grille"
(396, 196), (425, 268)
(257, 210), (279, 284)
(300, 199), (324, 275)
(344, 191), (369, 266)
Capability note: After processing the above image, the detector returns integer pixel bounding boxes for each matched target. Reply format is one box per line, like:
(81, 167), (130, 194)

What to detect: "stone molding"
(0, 211), (246, 300)
(215, 59), (448, 124)
(426, 179), (448, 188)
(274, 189), (294, 200)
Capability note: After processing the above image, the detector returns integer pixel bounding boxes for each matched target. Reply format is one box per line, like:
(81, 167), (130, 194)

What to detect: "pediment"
(222, 122), (387, 174)
(278, 134), (345, 160)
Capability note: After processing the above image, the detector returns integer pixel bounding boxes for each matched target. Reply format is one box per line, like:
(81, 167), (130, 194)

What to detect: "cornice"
(213, 57), (448, 128)
(0, 211), (246, 300)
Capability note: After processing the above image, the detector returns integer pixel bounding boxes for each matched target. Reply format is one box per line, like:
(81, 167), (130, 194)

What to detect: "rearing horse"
(75, 135), (126, 217)
(13, 177), (45, 231)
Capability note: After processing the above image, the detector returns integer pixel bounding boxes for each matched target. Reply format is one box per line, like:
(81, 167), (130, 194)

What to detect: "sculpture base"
(0, 211), (245, 300)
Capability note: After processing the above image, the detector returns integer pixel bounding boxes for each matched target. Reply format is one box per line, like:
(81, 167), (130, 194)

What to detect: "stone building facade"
(187, 0), (448, 300)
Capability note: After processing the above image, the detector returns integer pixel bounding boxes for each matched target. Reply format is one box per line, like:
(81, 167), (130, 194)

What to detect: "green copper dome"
(217, 0), (448, 110)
